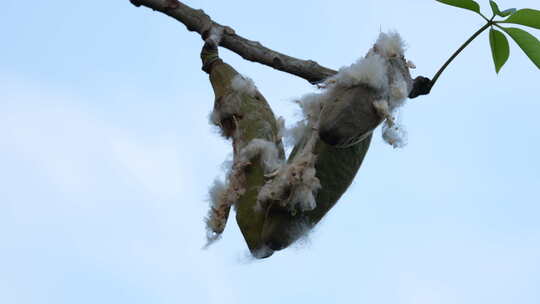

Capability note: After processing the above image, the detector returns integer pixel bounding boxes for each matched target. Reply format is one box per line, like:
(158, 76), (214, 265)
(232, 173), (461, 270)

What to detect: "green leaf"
(500, 8), (517, 17)
(489, 1), (516, 17)
(436, 0), (480, 14)
(503, 27), (540, 69)
(489, 1), (501, 16)
(504, 9), (540, 30)
(489, 28), (510, 73)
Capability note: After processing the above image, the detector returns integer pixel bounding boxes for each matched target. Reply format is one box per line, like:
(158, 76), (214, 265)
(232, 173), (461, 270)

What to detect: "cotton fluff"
(256, 151), (321, 212)
(283, 121), (308, 147)
(256, 119), (321, 213)
(390, 74), (408, 105)
(375, 31), (406, 58)
(323, 31), (408, 93)
(382, 122), (408, 149)
(380, 67), (410, 148)
(315, 32), (411, 149)
(253, 74), (326, 212)
(231, 74), (258, 97)
(207, 93), (242, 139)
(280, 92), (326, 147)
(205, 151), (253, 247)
(326, 54), (389, 90)
(208, 179), (228, 210)
(372, 99), (391, 120)
(202, 139), (283, 230)
(237, 138), (283, 174)
(204, 139), (282, 247)
(373, 32), (412, 148)
(204, 179), (230, 247)
(208, 110), (223, 129)
(297, 92), (326, 122)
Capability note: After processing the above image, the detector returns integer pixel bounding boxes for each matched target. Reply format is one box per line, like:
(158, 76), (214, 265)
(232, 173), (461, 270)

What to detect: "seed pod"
(318, 85), (382, 146)
(318, 32), (415, 148)
(260, 32), (416, 251)
(203, 47), (285, 258)
(261, 133), (372, 251)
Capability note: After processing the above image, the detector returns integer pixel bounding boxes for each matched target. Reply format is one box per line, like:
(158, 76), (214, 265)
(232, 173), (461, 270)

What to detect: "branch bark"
(130, 0), (337, 84)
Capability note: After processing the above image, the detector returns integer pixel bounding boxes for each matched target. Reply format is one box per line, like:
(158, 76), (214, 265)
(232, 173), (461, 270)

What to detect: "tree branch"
(130, 0), (337, 84)
(130, 0), (431, 98)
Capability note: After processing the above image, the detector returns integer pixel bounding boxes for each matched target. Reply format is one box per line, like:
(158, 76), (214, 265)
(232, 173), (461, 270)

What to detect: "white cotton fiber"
(239, 139), (283, 174)
(204, 178), (230, 248)
(231, 74), (258, 97)
(375, 31), (406, 58)
(329, 54), (389, 90)
(208, 179), (227, 209)
(382, 121), (408, 148)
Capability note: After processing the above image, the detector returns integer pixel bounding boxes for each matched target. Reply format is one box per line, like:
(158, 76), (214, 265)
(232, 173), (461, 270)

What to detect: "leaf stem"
(492, 22), (507, 30)
(431, 21), (493, 88)
(479, 12), (491, 22)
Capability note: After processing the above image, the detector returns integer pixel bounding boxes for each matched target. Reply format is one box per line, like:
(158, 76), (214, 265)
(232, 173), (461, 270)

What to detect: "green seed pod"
(203, 47), (285, 258)
(261, 133), (372, 251)
(204, 45), (373, 257)
(318, 85), (382, 146)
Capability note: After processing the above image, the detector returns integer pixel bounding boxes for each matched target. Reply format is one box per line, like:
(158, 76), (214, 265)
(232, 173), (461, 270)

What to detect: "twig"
(130, 0), (430, 98)
(129, 0), (336, 84)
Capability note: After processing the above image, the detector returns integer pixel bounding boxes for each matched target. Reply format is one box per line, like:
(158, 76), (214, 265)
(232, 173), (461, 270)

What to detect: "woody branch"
(129, 0), (432, 97)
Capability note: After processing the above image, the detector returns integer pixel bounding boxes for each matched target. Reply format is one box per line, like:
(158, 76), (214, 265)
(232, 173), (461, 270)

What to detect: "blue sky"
(1, 1), (539, 303)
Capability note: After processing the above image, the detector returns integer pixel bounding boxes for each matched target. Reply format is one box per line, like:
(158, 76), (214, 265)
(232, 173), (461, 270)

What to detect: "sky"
(1, 0), (539, 303)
